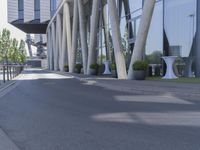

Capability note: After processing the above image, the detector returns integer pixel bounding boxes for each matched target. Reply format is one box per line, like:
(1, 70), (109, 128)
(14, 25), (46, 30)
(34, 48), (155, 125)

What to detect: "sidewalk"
(51, 70), (200, 101)
(0, 129), (20, 150)
(0, 76), (22, 150)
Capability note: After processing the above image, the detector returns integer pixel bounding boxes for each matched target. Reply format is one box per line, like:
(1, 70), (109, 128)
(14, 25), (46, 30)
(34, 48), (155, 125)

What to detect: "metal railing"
(0, 65), (24, 85)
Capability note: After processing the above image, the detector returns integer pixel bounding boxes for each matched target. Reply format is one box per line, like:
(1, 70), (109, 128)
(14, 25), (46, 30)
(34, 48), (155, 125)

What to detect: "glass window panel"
(146, 0), (163, 56)
(164, 0), (196, 57)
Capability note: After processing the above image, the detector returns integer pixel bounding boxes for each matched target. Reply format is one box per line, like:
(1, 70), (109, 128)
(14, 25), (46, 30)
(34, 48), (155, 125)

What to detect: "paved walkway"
(53, 71), (200, 100)
(0, 69), (200, 150)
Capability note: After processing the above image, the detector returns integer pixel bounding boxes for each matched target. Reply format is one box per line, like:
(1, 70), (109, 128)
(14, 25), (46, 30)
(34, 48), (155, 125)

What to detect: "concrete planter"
(64, 68), (69, 72)
(90, 69), (98, 75)
(134, 70), (146, 80)
(74, 68), (81, 74)
(111, 70), (117, 78)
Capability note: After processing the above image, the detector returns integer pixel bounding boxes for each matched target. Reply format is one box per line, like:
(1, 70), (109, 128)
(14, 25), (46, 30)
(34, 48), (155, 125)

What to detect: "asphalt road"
(0, 69), (200, 150)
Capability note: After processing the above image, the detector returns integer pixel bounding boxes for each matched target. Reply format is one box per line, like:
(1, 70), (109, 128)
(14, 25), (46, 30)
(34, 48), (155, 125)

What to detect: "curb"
(0, 81), (16, 93)
(0, 73), (23, 95)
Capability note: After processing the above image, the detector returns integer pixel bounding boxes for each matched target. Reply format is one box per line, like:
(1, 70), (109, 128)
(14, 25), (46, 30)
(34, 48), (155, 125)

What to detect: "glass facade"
(51, 0), (57, 17)
(164, 0), (196, 76)
(34, 0), (40, 20)
(164, 0), (196, 57)
(97, 0), (197, 77)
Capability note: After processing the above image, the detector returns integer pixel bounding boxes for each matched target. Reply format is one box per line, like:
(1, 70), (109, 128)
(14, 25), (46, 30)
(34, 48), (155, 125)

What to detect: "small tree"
(9, 38), (19, 64)
(18, 40), (26, 64)
(0, 29), (11, 65)
(0, 28), (27, 65)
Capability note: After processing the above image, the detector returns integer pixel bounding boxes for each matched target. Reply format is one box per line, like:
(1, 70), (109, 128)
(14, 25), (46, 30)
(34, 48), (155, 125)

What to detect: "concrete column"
(51, 26), (55, 70)
(71, 0), (79, 72)
(108, 0), (127, 79)
(196, 1), (200, 77)
(51, 22), (57, 70)
(78, 0), (88, 74)
(55, 13), (62, 71)
(87, 0), (100, 75)
(49, 27), (54, 70)
(128, 0), (156, 79)
(117, 0), (123, 19)
(46, 31), (50, 69)
(63, 2), (73, 73)
(60, 11), (68, 72)
(47, 30), (51, 70)
(103, 4), (111, 61)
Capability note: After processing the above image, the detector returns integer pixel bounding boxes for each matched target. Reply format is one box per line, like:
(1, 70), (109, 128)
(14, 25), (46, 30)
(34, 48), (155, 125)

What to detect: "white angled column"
(49, 27), (54, 70)
(103, 5), (111, 61)
(108, 0), (127, 79)
(51, 22), (57, 71)
(87, 0), (100, 75)
(128, 0), (156, 79)
(71, 0), (79, 72)
(63, 2), (73, 73)
(55, 13), (62, 71)
(60, 8), (68, 72)
(78, 0), (88, 74)
(47, 30), (51, 70)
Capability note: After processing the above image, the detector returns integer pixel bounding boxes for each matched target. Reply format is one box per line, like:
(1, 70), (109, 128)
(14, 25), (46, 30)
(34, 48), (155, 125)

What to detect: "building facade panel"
(7, 0), (18, 23)
(24, 0), (35, 22)
(40, 0), (51, 23)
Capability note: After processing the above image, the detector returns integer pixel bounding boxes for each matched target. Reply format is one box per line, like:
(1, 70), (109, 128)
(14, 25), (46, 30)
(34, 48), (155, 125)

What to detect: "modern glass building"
(7, 0), (200, 79)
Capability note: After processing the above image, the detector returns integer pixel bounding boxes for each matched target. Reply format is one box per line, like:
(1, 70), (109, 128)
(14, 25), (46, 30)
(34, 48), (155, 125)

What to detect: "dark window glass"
(51, 0), (57, 17)
(18, 0), (24, 19)
(34, 0), (40, 19)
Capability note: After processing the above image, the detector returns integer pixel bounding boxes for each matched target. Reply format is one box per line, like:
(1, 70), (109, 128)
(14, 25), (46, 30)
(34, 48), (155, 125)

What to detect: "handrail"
(0, 65), (25, 85)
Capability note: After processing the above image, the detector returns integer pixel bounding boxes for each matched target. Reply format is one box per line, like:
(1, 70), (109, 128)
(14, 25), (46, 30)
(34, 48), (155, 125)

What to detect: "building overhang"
(11, 19), (49, 34)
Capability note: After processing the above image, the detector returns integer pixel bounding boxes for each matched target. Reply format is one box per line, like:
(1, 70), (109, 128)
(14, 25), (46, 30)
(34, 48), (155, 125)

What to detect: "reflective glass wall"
(51, 0), (57, 17)
(119, 0), (163, 67)
(146, 0), (163, 67)
(164, 0), (196, 76)
(97, 0), (197, 76)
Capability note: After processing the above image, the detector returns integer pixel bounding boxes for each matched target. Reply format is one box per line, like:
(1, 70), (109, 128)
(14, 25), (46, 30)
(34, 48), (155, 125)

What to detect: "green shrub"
(132, 60), (148, 71)
(110, 63), (116, 70)
(90, 63), (99, 70)
(64, 64), (69, 69)
(75, 64), (83, 70)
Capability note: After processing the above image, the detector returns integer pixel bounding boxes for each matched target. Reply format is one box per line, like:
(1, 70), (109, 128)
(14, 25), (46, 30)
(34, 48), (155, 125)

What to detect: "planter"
(81, 68), (84, 74)
(63, 65), (69, 72)
(75, 64), (83, 74)
(64, 68), (69, 72)
(111, 70), (117, 78)
(74, 68), (81, 74)
(133, 70), (146, 80)
(90, 68), (98, 75)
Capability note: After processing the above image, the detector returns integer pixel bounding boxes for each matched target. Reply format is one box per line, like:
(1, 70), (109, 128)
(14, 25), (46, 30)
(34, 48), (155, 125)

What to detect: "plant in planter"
(75, 64), (83, 74)
(132, 60), (148, 80)
(110, 63), (117, 78)
(89, 63), (99, 75)
(64, 64), (69, 72)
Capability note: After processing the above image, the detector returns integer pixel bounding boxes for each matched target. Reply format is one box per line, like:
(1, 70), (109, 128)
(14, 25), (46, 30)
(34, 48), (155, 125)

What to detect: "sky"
(0, 0), (26, 41)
